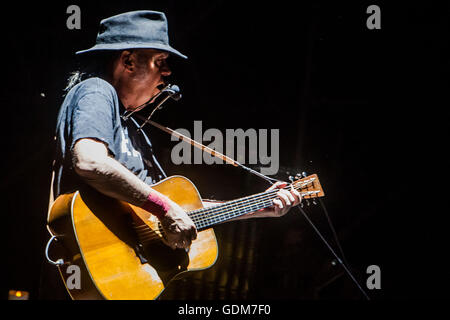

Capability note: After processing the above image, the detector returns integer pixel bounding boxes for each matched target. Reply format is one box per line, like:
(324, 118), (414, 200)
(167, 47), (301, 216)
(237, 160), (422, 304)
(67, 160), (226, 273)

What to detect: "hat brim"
(75, 42), (188, 59)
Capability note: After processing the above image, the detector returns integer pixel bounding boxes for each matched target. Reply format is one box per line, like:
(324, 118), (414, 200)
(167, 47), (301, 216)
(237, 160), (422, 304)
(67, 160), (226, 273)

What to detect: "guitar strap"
(45, 161), (57, 242)
(47, 134), (57, 229)
(47, 166), (55, 221)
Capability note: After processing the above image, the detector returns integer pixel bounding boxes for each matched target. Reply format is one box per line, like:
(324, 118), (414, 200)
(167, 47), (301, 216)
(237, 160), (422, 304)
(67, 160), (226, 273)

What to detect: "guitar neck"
(188, 191), (274, 230)
(187, 182), (321, 230)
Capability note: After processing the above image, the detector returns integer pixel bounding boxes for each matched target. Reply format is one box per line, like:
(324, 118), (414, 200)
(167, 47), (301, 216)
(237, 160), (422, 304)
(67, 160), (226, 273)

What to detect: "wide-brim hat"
(76, 10), (187, 59)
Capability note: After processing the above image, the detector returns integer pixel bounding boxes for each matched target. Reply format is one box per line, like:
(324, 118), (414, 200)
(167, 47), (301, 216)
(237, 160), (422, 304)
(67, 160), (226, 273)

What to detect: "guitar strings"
(136, 182), (317, 243)
(136, 184), (318, 244)
(188, 180), (315, 222)
(136, 182), (319, 245)
(138, 181), (308, 236)
(136, 195), (274, 244)
(187, 178), (317, 224)
(136, 192), (273, 244)
(194, 187), (319, 229)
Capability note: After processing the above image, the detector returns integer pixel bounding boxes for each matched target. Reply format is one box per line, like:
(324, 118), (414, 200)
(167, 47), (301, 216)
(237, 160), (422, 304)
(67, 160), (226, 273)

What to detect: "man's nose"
(160, 62), (172, 77)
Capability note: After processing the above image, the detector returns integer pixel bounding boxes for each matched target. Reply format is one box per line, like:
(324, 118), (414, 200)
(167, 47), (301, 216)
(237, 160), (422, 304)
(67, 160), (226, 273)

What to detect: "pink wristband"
(141, 193), (170, 219)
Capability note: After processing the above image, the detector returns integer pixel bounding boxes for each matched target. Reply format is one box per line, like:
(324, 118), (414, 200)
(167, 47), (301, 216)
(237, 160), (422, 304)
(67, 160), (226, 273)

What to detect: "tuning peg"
(288, 176), (295, 182)
(306, 199), (310, 206)
(302, 172), (308, 178)
(295, 173), (302, 179)
(312, 199), (317, 205)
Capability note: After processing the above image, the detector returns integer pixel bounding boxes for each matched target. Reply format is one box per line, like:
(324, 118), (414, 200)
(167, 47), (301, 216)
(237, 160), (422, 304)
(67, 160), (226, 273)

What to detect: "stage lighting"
(8, 290), (29, 300)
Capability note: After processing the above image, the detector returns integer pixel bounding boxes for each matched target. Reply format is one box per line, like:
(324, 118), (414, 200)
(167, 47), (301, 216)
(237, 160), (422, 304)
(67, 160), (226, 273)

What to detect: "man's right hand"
(159, 200), (197, 250)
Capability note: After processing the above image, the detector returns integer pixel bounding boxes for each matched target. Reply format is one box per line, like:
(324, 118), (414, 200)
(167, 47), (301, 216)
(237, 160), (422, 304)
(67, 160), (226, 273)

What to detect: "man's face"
(125, 49), (172, 107)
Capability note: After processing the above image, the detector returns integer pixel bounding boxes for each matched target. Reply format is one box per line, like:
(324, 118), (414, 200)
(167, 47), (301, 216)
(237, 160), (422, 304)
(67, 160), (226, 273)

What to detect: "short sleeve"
(70, 91), (117, 156)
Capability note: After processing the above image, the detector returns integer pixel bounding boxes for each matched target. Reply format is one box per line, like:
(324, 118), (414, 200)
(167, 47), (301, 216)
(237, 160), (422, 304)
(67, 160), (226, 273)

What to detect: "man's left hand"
(264, 181), (302, 217)
(245, 182), (302, 218)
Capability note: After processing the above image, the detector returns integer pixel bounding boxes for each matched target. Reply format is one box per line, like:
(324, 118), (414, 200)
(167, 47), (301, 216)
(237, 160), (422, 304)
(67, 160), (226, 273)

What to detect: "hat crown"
(96, 11), (169, 46)
(76, 10), (187, 59)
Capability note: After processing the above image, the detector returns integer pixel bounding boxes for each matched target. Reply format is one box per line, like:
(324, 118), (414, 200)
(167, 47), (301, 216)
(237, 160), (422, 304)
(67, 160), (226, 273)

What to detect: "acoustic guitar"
(46, 174), (324, 300)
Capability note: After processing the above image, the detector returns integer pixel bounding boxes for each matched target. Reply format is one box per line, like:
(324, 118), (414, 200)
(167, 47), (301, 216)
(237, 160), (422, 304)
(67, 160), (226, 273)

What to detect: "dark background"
(1, 0), (449, 300)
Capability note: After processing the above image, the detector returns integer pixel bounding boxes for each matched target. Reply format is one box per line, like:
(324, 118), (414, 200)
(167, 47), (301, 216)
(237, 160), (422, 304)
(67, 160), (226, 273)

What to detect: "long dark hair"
(64, 50), (119, 95)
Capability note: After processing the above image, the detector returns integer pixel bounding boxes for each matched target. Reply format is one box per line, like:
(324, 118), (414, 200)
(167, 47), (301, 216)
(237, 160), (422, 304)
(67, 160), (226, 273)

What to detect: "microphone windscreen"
(170, 85), (180, 93)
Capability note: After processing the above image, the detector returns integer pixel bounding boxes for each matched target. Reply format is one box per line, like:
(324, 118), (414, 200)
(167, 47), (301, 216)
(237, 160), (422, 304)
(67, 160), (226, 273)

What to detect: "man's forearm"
(73, 138), (169, 208)
(78, 155), (153, 206)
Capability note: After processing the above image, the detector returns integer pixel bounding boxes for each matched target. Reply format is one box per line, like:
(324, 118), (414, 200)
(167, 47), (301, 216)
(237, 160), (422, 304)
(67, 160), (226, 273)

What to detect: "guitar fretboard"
(188, 191), (274, 230)
(187, 183), (320, 230)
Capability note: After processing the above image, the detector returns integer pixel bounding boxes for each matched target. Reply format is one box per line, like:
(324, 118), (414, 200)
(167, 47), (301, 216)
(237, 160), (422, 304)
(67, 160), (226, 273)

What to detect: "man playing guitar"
(44, 10), (302, 299)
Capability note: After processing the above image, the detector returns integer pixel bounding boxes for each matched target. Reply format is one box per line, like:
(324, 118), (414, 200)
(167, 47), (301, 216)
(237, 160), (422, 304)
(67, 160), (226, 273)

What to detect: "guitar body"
(47, 176), (218, 300)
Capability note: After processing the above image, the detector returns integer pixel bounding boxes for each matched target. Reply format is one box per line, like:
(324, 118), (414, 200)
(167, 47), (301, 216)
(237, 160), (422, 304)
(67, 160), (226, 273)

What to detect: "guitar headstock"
(289, 173), (325, 200)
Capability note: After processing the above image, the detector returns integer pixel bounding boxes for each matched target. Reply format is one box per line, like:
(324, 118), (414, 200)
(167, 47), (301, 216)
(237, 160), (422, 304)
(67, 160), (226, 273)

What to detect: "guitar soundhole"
(130, 216), (190, 284)
(140, 239), (189, 285)
(131, 222), (188, 285)
(143, 241), (188, 269)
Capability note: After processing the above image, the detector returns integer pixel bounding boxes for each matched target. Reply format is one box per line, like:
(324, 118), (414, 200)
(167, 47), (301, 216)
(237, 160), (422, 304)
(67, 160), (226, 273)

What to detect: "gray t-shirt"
(53, 77), (166, 197)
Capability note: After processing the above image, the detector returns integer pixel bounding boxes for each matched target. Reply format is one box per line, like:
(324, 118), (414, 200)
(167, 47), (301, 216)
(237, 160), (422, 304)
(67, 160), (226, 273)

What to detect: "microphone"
(137, 84), (182, 131)
(158, 85), (182, 108)
(166, 84), (182, 101)
(161, 84), (180, 95)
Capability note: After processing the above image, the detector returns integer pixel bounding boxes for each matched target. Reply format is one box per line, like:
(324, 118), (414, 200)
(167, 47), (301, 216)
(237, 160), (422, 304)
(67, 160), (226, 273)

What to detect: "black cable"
(296, 205), (370, 300)
(318, 197), (350, 268)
